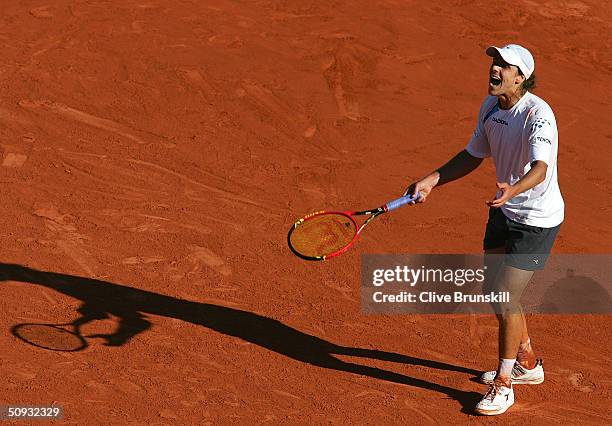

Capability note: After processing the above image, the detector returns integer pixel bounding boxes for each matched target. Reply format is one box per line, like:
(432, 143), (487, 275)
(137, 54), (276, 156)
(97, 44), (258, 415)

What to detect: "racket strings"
(289, 214), (357, 258)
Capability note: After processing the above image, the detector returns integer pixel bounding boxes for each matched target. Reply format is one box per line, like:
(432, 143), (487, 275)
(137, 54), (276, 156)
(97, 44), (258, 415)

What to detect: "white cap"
(486, 44), (535, 79)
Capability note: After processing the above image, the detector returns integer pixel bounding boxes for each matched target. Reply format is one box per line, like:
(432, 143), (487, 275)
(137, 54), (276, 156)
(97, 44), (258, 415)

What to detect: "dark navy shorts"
(483, 208), (561, 271)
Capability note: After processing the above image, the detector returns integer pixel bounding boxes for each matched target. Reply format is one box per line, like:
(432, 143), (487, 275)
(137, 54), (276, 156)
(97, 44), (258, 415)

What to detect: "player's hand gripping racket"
(288, 193), (420, 261)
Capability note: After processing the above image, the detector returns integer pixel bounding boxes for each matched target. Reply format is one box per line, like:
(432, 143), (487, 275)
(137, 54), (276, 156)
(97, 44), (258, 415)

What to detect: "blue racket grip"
(385, 192), (421, 212)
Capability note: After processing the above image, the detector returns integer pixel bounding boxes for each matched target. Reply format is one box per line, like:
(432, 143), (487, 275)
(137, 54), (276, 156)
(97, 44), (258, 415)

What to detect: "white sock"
(498, 358), (516, 378)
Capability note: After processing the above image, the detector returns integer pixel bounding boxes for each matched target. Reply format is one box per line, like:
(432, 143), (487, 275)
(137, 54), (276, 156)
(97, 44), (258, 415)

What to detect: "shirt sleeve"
(527, 111), (556, 165)
(466, 101), (491, 158)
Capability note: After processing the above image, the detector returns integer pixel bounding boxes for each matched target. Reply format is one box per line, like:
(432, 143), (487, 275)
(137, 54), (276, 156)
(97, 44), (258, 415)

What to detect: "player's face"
(488, 55), (524, 97)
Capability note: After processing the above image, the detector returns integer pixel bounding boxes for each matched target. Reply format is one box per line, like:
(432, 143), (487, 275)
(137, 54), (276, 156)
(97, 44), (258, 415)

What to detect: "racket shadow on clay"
(1, 262), (481, 411)
(11, 321), (89, 352)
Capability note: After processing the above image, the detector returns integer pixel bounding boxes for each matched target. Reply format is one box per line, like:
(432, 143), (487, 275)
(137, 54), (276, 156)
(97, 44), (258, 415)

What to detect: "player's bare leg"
(476, 263), (535, 415)
(496, 265), (534, 363)
(482, 253), (539, 373)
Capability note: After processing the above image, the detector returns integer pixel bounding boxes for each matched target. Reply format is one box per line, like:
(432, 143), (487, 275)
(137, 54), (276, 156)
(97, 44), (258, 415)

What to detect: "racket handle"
(385, 192), (421, 211)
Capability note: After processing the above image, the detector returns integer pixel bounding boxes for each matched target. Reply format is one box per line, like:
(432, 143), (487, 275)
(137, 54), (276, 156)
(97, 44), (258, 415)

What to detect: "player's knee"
(490, 297), (522, 317)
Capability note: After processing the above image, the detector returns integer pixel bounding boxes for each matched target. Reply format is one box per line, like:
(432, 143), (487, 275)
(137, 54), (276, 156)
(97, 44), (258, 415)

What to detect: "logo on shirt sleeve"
(532, 117), (551, 131)
(535, 136), (552, 144)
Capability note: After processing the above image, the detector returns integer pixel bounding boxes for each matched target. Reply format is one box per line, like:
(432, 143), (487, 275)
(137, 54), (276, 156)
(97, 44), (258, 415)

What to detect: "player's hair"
(519, 70), (536, 92)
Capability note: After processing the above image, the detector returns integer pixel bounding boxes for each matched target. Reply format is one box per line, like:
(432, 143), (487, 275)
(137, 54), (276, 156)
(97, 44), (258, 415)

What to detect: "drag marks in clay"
(187, 245), (232, 277)
(33, 205), (97, 276)
(19, 100), (165, 145)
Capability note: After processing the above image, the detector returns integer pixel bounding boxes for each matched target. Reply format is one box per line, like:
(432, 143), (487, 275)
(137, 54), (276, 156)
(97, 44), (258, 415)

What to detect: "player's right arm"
(404, 150), (483, 202)
(405, 97), (493, 203)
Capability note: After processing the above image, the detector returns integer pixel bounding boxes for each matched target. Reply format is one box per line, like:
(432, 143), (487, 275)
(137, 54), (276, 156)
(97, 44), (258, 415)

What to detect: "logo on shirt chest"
(491, 116), (509, 126)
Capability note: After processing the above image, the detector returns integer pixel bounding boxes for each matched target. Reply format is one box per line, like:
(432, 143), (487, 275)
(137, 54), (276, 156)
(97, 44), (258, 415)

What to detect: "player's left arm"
(486, 161), (547, 208)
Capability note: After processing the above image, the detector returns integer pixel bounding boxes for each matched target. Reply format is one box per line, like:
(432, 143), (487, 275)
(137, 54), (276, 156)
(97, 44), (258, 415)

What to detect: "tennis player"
(405, 44), (564, 415)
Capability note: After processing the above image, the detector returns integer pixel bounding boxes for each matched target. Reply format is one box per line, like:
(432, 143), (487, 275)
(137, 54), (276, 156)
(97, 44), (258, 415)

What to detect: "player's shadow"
(0, 263), (482, 411)
(537, 269), (612, 313)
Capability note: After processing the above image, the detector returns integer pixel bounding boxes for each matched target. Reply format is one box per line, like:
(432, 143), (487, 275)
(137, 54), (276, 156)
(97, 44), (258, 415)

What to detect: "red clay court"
(1, 0), (610, 423)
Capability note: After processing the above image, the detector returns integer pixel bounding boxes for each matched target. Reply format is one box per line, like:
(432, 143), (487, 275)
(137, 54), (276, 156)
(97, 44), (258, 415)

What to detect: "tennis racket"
(288, 193), (420, 261)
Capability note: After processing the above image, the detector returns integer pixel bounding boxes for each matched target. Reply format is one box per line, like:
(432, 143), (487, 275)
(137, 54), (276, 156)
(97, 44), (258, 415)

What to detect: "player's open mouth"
(489, 76), (502, 87)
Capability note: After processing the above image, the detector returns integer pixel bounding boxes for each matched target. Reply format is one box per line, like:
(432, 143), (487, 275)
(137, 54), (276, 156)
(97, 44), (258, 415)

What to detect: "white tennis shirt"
(466, 92), (564, 228)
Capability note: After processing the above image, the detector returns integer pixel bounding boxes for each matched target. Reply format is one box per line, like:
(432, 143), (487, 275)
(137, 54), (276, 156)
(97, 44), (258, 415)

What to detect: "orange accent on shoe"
(494, 376), (512, 388)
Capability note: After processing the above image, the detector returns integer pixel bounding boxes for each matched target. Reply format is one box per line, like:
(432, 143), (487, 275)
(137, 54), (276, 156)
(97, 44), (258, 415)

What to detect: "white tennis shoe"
(474, 379), (514, 415)
(479, 359), (544, 385)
